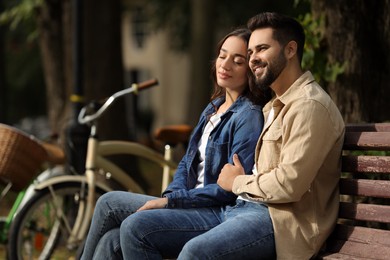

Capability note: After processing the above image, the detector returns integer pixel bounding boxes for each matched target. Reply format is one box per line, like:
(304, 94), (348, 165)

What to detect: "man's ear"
(285, 40), (298, 59)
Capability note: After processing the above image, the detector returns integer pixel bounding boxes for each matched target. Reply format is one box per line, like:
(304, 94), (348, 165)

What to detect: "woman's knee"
(119, 210), (167, 243)
(119, 213), (145, 241)
(96, 191), (122, 207)
(178, 237), (206, 259)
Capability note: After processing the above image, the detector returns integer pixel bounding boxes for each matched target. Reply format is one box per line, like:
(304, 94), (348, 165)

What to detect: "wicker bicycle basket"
(0, 123), (48, 191)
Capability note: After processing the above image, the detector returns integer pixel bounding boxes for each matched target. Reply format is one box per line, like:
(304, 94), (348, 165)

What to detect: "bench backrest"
(323, 123), (390, 259)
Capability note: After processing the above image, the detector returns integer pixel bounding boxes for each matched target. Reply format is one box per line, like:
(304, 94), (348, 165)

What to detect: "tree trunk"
(312, 0), (390, 123)
(36, 0), (71, 135)
(83, 0), (128, 140)
(36, 0), (129, 138)
(36, 1), (139, 178)
(188, 0), (216, 125)
(82, 0), (148, 188)
(0, 1), (6, 123)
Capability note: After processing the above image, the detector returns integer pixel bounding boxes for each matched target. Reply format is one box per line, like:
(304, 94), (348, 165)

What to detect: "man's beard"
(255, 51), (287, 91)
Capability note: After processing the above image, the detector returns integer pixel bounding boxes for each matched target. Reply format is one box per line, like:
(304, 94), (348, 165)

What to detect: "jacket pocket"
(259, 127), (282, 170)
(206, 141), (229, 179)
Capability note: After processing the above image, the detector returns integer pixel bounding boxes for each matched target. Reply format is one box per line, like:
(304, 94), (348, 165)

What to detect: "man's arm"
(221, 100), (343, 203)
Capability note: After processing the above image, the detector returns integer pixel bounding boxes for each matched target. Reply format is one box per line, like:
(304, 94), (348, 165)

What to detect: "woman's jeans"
(80, 191), (275, 260)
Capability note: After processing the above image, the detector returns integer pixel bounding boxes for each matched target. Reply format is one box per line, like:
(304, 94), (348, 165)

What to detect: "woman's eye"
(234, 59), (245, 65)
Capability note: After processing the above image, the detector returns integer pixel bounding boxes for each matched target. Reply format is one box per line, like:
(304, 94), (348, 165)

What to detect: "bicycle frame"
(26, 78), (178, 249)
(30, 135), (177, 248)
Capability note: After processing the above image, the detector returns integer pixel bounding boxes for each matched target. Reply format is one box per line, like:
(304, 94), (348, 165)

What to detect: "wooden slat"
(346, 123), (390, 132)
(339, 202), (390, 223)
(343, 132), (390, 150)
(319, 224), (390, 259)
(339, 178), (390, 198)
(342, 155), (390, 173)
(329, 224), (390, 246)
(323, 239), (390, 260)
(320, 252), (376, 259)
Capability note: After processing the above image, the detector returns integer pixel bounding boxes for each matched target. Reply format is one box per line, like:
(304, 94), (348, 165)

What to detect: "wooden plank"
(319, 224), (390, 259)
(342, 155), (390, 173)
(346, 123), (390, 132)
(329, 224), (390, 246)
(320, 252), (380, 260)
(340, 178), (390, 198)
(339, 202), (390, 223)
(343, 132), (390, 150)
(323, 239), (390, 260)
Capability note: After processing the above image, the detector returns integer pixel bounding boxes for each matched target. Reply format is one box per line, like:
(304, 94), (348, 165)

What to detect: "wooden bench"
(317, 123), (390, 259)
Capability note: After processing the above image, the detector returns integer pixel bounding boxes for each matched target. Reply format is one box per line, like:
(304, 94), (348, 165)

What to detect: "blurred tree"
(1, 0), (130, 139)
(188, 0), (216, 122)
(0, 0), (146, 185)
(0, 1), (5, 123)
(35, 0), (70, 135)
(82, 0), (128, 141)
(0, 0), (46, 126)
(311, 0), (390, 123)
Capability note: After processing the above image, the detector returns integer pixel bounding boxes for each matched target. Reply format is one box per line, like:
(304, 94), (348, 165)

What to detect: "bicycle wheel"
(7, 182), (106, 260)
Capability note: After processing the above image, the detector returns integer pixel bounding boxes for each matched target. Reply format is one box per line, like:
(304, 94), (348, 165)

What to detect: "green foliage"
(0, 0), (42, 33)
(299, 13), (346, 84)
(1, 0), (46, 123)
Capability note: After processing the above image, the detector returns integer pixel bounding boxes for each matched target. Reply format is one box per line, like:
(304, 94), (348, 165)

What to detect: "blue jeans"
(80, 191), (275, 260)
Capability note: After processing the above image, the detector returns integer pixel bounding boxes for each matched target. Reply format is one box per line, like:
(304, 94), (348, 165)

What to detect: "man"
(217, 12), (345, 259)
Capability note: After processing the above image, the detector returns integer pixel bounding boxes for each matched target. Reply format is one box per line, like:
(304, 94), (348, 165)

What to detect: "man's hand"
(137, 197), (168, 212)
(217, 154), (245, 192)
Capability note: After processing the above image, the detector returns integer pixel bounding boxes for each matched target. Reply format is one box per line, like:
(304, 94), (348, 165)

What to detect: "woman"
(80, 28), (270, 259)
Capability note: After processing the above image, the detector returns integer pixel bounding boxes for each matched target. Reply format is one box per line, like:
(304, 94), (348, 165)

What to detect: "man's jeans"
(80, 191), (275, 260)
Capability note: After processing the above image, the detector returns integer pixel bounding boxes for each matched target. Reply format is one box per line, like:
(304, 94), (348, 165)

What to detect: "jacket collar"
(263, 71), (315, 113)
(207, 95), (249, 116)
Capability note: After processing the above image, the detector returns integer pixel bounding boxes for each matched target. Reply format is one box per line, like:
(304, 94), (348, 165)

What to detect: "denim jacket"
(162, 95), (264, 208)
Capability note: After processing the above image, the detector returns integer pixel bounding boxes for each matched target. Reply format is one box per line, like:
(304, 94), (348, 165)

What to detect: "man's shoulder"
(290, 72), (334, 108)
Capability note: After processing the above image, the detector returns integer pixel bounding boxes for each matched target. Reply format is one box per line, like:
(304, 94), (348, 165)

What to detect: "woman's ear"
(285, 40), (298, 59)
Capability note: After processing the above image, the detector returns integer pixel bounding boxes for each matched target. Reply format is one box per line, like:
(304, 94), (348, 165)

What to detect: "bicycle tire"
(7, 182), (106, 260)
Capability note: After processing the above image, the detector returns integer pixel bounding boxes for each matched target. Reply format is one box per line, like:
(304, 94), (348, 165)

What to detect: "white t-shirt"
(195, 113), (222, 188)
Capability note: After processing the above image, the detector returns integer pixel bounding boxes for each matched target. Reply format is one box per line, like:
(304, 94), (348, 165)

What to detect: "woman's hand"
(137, 197), (168, 212)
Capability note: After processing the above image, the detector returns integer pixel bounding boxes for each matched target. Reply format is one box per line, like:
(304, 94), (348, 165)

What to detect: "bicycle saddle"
(41, 142), (66, 164)
(154, 124), (193, 146)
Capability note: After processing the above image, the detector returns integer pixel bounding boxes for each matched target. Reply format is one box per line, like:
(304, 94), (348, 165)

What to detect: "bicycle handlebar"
(78, 78), (159, 125)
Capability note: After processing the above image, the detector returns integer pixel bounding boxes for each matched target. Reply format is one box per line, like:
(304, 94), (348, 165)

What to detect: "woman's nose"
(221, 59), (231, 70)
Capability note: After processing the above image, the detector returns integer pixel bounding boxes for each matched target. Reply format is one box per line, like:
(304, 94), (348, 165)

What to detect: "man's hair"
(247, 12), (305, 63)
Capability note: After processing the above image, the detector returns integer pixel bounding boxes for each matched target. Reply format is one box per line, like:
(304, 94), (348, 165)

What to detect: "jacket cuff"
(163, 192), (180, 208)
(232, 175), (253, 195)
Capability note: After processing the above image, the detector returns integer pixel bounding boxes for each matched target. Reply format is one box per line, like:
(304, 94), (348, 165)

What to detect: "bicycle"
(6, 78), (193, 259)
(0, 124), (67, 257)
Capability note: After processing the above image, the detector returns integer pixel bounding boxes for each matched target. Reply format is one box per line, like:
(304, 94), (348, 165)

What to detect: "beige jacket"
(233, 71), (345, 259)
